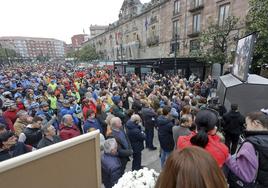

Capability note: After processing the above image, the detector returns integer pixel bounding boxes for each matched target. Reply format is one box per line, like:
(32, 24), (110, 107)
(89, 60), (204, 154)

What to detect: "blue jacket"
(126, 120), (146, 153)
(157, 115), (174, 152)
(83, 118), (103, 134)
(101, 153), (122, 188)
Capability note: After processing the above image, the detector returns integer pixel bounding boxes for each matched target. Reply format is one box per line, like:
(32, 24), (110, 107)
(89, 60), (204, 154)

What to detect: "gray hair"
(103, 138), (117, 154)
(110, 117), (121, 129)
(62, 114), (73, 124)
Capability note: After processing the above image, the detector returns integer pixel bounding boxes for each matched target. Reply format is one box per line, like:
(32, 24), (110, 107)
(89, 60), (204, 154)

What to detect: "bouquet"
(113, 168), (159, 188)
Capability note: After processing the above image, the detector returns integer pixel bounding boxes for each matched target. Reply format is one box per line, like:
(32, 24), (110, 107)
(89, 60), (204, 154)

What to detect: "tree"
(246, 0), (268, 72)
(0, 47), (19, 64)
(66, 49), (79, 59)
(198, 16), (239, 75)
(77, 45), (99, 62)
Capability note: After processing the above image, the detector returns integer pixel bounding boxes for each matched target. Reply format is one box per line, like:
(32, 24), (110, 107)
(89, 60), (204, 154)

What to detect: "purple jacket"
(225, 142), (258, 183)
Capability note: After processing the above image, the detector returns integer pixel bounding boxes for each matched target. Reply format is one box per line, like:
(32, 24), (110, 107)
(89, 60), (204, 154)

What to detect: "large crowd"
(0, 62), (267, 188)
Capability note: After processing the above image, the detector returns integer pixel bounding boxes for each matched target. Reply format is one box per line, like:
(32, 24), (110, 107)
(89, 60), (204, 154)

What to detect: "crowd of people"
(0, 62), (267, 188)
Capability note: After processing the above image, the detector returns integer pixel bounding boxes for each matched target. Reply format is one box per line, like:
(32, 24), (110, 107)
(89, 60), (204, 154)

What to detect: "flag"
(145, 17), (148, 31)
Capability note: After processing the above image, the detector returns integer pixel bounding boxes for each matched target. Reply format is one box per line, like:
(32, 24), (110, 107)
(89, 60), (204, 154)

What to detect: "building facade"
(89, 25), (109, 38)
(84, 0), (249, 77)
(71, 34), (89, 49)
(0, 36), (66, 60)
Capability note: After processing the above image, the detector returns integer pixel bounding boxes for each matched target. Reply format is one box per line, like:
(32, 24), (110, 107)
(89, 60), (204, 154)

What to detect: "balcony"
(147, 35), (159, 47)
(189, 0), (204, 12)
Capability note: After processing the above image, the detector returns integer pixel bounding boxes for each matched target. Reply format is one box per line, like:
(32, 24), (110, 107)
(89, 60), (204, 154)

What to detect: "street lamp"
(174, 34), (178, 75)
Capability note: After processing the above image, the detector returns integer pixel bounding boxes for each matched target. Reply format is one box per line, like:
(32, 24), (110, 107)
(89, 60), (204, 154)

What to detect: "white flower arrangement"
(113, 168), (159, 188)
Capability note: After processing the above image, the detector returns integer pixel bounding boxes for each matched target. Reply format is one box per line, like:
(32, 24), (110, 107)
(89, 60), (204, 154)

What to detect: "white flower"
(113, 168), (159, 188)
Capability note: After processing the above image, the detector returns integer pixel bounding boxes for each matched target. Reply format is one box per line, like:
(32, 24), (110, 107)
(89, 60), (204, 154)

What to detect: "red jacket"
(59, 124), (80, 141)
(3, 110), (18, 124)
(177, 132), (229, 167)
(82, 105), (90, 120)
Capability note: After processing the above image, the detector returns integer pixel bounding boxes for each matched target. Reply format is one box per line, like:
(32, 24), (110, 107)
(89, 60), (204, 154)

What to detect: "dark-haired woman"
(225, 111), (268, 188)
(177, 109), (229, 167)
(156, 146), (228, 188)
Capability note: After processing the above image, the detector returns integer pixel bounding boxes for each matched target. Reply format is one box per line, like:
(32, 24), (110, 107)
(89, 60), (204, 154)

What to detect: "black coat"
(222, 111), (245, 135)
(37, 136), (61, 149)
(141, 107), (157, 129)
(126, 120), (146, 153)
(24, 127), (43, 148)
(157, 115), (174, 152)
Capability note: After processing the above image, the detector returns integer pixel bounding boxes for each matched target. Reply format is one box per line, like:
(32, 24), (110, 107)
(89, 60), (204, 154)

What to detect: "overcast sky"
(0, 0), (150, 43)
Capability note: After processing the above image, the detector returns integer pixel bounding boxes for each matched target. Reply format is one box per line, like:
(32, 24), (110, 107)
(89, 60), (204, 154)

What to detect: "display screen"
(232, 33), (257, 82)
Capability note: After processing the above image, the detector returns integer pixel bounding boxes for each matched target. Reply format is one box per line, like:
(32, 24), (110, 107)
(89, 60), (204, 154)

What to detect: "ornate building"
(84, 0), (249, 77)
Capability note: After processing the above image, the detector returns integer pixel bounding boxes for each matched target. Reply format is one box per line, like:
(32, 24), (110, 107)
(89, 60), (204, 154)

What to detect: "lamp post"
(174, 34), (178, 75)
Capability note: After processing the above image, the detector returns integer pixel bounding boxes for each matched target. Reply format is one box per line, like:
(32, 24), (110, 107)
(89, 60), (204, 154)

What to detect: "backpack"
(227, 141), (259, 188)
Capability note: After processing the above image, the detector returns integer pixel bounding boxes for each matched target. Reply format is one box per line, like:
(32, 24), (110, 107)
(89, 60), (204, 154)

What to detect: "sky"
(0, 0), (151, 44)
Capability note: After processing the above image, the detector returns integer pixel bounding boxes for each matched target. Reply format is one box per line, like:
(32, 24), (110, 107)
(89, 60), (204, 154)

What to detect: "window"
(190, 40), (200, 52)
(219, 4), (230, 26)
(171, 42), (179, 53)
(173, 20), (180, 38)
(193, 13), (201, 33)
(174, 0), (180, 14)
(193, 0), (202, 7)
